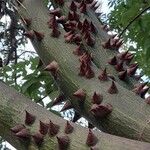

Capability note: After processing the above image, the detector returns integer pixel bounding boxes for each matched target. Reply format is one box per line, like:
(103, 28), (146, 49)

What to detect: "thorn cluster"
(73, 89), (86, 102)
(98, 68), (108, 81)
(44, 60), (59, 79)
(49, 120), (60, 136)
(90, 103), (113, 118)
(92, 92), (103, 104)
(78, 53), (94, 79)
(102, 37), (123, 50)
(107, 81), (118, 94)
(64, 121), (74, 134)
(61, 101), (73, 112)
(25, 110), (36, 125)
(39, 121), (49, 135)
(86, 129), (98, 146)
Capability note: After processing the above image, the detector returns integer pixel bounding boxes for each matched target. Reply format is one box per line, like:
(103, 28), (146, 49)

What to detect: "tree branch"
(0, 81), (150, 149)
(17, 0), (150, 142)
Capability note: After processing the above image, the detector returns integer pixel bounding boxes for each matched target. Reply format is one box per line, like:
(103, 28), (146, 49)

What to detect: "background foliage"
(106, 0), (150, 77)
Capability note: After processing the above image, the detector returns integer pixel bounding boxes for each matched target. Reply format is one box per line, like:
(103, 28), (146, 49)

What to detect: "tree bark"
(16, 0), (150, 143)
(51, 0), (136, 90)
(0, 81), (150, 149)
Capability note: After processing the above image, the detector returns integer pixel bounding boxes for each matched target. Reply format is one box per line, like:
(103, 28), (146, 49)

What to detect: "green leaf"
(21, 77), (39, 93)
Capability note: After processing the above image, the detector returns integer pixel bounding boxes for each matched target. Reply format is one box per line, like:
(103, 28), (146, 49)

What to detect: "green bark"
(16, 0), (150, 143)
(51, 0), (136, 90)
(0, 81), (150, 149)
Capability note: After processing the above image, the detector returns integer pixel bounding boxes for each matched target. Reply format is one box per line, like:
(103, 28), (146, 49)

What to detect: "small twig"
(119, 6), (150, 38)
(17, 51), (37, 58)
(14, 48), (18, 86)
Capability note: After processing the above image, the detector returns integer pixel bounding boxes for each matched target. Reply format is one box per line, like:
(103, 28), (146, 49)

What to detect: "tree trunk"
(17, 0), (150, 143)
(0, 81), (150, 149)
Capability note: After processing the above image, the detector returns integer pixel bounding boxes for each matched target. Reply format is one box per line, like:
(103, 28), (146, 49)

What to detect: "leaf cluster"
(107, 0), (150, 77)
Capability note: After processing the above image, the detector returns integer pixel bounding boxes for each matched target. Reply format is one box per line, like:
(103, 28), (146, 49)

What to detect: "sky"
(4, 0), (110, 149)
(100, 0), (110, 14)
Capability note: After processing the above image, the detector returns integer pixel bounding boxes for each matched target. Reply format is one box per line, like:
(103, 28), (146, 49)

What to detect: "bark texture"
(0, 81), (150, 149)
(17, 0), (150, 143)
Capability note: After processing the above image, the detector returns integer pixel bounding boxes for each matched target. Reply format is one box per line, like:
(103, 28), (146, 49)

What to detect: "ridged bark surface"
(0, 81), (150, 149)
(16, 0), (150, 142)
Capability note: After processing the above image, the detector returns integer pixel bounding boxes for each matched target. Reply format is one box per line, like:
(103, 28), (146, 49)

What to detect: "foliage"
(107, 0), (150, 77)
(1, 56), (60, 109)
